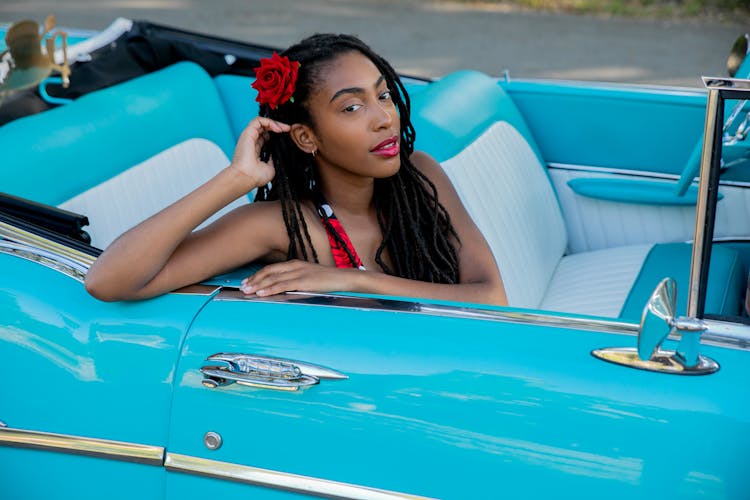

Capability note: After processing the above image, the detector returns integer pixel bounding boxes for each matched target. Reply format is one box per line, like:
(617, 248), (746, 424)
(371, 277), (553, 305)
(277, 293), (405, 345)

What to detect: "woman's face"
(303, 51), (402, 182)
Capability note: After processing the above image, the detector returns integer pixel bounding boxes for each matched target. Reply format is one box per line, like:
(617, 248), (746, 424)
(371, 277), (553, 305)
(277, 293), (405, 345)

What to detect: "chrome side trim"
(0, 427), (164, 465)
(164, 453), (435, 500)
(548, 162), (750, 189)
(215, 289), (639, 336)
(703, 318), (750, 350)
(547, 162), (682, 181)
(0, 221), (97, 268)
(0, 427), (434, 498)
(216, 290), (750, 352)
(0, 240), (88, 281)
(171, 284), (222, 296)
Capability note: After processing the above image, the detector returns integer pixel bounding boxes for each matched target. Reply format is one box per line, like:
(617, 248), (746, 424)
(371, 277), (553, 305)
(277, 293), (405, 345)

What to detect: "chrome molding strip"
(0, 427), (164, 465)
(0, 240), (88, 281)
(216, 290), (750, 352)
(171, 284), (222, 296)
(547, 162), (682, 181)
(0, 426), (434, 498)
(215, 289), (639, 336)
(0, 221), (96, 268)
(548, 162), (750, 189)
(165, 453), (435, 500)
(702, 318), (750, 350)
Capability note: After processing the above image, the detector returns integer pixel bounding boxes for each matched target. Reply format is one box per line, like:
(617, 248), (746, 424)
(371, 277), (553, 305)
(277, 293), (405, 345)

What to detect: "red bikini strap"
(317, 201), (365, 270)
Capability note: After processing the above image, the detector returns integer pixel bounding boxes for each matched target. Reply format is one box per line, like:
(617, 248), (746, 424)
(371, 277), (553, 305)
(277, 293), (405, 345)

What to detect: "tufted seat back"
(412, 71), (567, 308)
(0, 61), (245, 248)
(411, 70), (745, 318)
(441, 121), (567, 308)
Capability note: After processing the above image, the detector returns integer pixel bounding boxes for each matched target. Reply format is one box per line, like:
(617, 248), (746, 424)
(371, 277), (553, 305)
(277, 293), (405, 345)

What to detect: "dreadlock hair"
(254, 33), (460, 284)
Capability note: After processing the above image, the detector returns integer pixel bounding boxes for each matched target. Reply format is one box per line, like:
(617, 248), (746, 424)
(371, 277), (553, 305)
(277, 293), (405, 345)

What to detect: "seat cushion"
(619, 242), (745, 320)
(59, 138), (248, 249)
(541, 244), (653, 317)
(441, 121), (568, 309)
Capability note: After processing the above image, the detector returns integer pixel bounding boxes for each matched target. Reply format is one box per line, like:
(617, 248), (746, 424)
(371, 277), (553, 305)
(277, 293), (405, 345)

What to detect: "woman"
(85, 34), (507, 306)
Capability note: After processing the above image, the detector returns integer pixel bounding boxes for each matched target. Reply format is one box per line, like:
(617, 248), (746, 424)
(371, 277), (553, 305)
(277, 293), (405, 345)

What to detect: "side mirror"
(592, 278), (719, 375)
(637, 277), (676, 361)
(728, 33), (749, 78)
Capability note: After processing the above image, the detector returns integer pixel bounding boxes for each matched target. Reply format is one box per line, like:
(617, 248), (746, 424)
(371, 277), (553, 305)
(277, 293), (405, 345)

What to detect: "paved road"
(1, 0), (747, 87)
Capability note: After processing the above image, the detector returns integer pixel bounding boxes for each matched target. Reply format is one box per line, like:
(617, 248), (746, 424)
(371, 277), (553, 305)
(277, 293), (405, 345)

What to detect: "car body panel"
(165, 294), (750, 499)
(0, 254), (216, 496)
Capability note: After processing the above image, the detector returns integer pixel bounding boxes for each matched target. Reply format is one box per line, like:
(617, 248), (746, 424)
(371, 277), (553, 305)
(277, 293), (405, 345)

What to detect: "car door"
(0, 248), (217, 500)
(164, 290), (750, 500)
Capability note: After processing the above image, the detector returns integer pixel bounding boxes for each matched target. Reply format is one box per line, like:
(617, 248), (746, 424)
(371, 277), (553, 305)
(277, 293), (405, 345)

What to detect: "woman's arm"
(242, 260), (506, 306)
(85, 118), (290, 301)
(241, 151), (508, 306)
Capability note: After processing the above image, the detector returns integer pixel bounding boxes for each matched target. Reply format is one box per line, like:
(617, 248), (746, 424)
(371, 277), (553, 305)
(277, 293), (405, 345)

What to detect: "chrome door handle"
(200, 353), (348, 392)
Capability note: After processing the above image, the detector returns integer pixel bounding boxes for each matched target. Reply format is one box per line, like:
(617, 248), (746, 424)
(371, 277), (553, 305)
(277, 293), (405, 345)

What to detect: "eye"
(343, 103), (362, 113)
(379, 90), (392, 101)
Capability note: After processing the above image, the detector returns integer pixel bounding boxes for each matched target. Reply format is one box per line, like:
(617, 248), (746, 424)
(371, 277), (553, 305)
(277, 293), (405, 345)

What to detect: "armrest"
(567, 177), (722, 206)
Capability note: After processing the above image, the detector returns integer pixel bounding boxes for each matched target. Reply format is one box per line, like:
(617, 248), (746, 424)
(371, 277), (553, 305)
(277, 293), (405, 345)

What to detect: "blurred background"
(1, 0), (748, 87)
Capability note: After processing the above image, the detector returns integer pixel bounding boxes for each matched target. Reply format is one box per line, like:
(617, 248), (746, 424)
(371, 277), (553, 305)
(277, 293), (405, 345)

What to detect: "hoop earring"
(311, 149), (317, 158)
(305, 161), (316, 190)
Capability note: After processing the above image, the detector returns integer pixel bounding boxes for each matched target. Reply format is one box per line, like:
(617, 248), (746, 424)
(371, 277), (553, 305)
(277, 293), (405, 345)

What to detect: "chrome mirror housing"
(637, 277), (676, 361)
(592, 278), (719, 375)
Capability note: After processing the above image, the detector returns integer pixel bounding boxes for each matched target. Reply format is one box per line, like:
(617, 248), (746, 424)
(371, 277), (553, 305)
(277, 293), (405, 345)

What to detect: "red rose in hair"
(251, 52), (300, 109)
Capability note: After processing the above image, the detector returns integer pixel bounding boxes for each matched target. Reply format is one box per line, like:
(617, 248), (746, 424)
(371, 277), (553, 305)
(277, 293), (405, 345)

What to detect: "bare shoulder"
(409, 150), (461, 201)
(410, 150), (448, 182)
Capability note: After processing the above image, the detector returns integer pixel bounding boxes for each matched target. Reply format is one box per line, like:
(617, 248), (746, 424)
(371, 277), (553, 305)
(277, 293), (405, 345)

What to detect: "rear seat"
(2, 61), (249, 249)
(411, 70), (744, 319)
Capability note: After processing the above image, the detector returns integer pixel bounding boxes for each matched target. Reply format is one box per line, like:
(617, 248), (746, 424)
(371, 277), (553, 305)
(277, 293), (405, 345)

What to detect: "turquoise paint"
(619, 243), (745, 320)
(411, 70), (543, 162)
(0, 254), (213, 492)
(0, 448), (165, 500)
(567, 177), (716, 205)
(674, 137), (705, 196)
(504, 79), (707, 175)
(213, 74), (260, 141)
(166, 297), (750, 499)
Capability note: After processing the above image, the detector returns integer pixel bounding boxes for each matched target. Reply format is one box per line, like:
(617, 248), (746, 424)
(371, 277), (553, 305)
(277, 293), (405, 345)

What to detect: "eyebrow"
(329, 75), (386, 103)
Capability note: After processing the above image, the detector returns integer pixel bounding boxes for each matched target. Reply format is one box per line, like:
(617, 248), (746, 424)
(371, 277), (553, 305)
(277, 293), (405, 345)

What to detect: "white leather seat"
(59, 138), (248, 249)
(441, 121), (653, 316)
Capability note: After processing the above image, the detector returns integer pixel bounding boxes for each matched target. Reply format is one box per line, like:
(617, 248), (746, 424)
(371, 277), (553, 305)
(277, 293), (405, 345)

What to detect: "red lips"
(370, 136), (400, 157)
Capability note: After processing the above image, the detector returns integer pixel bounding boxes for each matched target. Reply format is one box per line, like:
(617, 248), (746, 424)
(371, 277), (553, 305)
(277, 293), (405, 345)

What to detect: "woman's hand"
(240, 260), (357, 297)
(230, 117), (291, 188)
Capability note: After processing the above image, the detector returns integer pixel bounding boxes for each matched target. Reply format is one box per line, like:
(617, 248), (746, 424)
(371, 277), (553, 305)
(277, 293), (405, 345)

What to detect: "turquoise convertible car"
(1, 19), (750, 499)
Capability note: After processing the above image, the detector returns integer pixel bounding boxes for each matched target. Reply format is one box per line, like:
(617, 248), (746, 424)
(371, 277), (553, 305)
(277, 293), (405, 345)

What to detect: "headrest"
(1, 61), (236, 205)
(411, 70), (542, 162)
(213, 74), (260, 141)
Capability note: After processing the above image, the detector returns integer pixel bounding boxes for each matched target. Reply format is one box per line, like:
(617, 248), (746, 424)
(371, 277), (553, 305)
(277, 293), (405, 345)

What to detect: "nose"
(372, 99), (394, 130)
